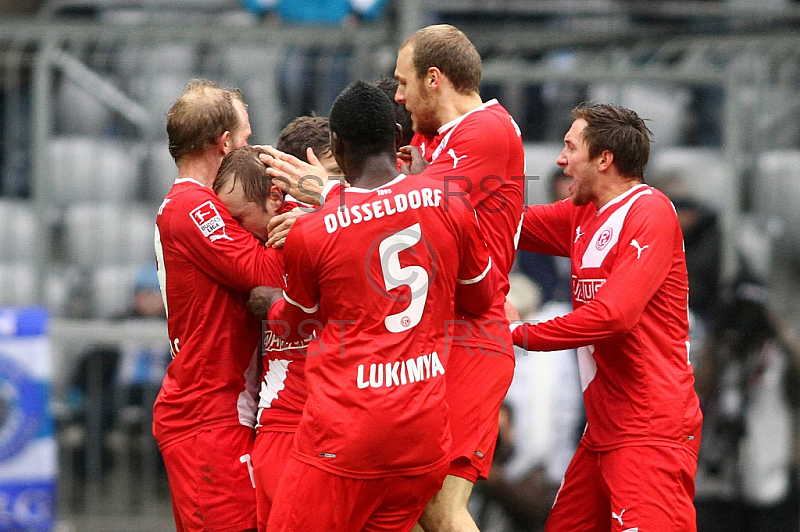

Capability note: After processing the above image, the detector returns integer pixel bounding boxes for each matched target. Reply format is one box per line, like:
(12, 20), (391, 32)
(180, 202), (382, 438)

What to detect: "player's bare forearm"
(504, 297), (521, 322)
(248, 286), (283, 318)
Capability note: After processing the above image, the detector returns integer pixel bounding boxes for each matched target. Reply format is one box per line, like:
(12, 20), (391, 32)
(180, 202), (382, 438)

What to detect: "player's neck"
(438, 90), (483, 126)
(177, 152), (222, 188)
(594, 176), (644, 210)
(343, 154), (400, 190)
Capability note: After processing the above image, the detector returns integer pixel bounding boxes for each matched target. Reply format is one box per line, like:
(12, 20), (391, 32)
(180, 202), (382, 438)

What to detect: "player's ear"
(394, 123), (403, 151)
(597, 150), (614, 173)
(268, 185), (284, 201)
(427, 67), (441, 90)
(219, 130), (232, 154)
(331, 131), (344, 159)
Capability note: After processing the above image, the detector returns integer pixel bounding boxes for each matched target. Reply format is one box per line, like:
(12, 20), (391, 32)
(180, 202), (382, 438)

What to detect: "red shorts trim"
(252, 431), (295, 531)
(546, 443), (698, 532)
(444, 347), (514, 481)
(267, 457), (448, 532)
(161, 425), (257, 532)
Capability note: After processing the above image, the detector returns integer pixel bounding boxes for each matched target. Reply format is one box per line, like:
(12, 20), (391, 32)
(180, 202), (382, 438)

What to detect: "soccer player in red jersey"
(154, 81), (283, 532)
(257, 81), (496, 532)
(393, 25), (526, 531)
(512, 103), (703, 532)
(248, 116), (344, 530)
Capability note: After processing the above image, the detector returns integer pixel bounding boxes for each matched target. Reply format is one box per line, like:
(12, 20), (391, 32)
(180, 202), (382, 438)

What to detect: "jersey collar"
(174, 177), (207, 187)
(343, 173), (408, 194)
(437, 98), (499, 136)
(597, 183), (649, 215)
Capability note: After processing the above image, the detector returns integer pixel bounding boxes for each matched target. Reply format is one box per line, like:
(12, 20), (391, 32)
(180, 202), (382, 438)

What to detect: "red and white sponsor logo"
(263, 330), (313, 352)
(190, 201), (231, 241)
(573, 277), (606, 303)
(595, 227), (613, 251)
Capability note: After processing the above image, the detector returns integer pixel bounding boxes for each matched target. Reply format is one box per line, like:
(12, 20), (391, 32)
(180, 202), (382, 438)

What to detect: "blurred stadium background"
(1, 0), (799, 530)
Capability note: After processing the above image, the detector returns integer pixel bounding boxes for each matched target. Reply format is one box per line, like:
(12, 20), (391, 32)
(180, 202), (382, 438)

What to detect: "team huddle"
(152, 24), (703, 532)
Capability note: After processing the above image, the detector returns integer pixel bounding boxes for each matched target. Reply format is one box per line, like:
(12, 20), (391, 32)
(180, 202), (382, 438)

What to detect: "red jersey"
(419, 99), (525, 355)
(153, 178), (284, 450)
(255, 201), (316, 433)
(272, 173), (494, 478)
(409, 132), (439, 161)
(513, 185), (703, 454)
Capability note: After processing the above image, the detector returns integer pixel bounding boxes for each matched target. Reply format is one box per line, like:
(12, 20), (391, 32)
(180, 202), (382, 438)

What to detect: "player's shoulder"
(164, 179), (218, 209)
(451, 100), (522, 150)
(469, 100), (518, 130)
(627, 185), (680, 224)
(632, 185), (673, 210)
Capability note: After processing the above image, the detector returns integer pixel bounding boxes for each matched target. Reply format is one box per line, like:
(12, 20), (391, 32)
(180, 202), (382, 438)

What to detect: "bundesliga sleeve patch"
(190, 201), (232, 242)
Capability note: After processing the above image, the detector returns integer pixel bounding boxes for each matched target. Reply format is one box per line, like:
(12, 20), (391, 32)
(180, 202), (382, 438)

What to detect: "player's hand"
(248, 286), (283, 318)
(398, 145), (429, 175)
(260, 146), (328, 205)
(267, 208), (304, 249)
(504, 298), (521, 322)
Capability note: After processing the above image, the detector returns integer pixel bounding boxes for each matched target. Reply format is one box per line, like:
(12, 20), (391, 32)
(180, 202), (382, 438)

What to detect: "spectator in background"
(651, 171), (722, 326)
(514, 169), (573, 304)
(239, 0), (387, 125)
(65, 263), (170, 478)
(115, 264), (169, 413)
(694, 279), (800, 532)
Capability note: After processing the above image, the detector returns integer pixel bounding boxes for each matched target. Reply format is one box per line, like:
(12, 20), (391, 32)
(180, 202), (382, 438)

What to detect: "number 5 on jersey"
(379, 223), (430, 333)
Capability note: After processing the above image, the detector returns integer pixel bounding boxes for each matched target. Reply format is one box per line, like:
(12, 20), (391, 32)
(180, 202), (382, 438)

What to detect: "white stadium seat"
(56, 78), (114, 136)
(92, 264), (142, 319)
(0, 200), (43, 262)
(0, 262), (39, 307)
(146, 142), (177, 202)
(753, 150), (800, 259)
(647, 147), (733, 216)
(522, 143), (565, 207)
(63, 202), (156, 267)
(47, 137), (147, 204)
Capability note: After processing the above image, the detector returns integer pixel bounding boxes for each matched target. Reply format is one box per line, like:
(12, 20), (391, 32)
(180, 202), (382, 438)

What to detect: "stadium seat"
(522, 143), (566, 207)
(0, 200), (43, 262)
(218, 44), (284, 142)
(92, 264), (142, 319)
(62, 202), (156, 267)
(48, 137), (147, 204)
(41, 264), (95, 318)
(647, 147), (733, 216)
(588, 83), (691, 147)
(0, 262), (40, 307)
(55, 78), (115, 136)
(753, 150), (800, 259)
(146, 142), (177, 202)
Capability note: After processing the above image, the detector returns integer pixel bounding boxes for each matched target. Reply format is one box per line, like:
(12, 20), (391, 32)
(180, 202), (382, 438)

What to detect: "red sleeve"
(512, 197), (676, 351)
(518, 200), (573, 257)
(173, 190), (284, 291)
(280, 217), (321, 316)
(455, 209), (495, 316)
(421, 114), (510, 209)
(266, 219), (322, 342)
